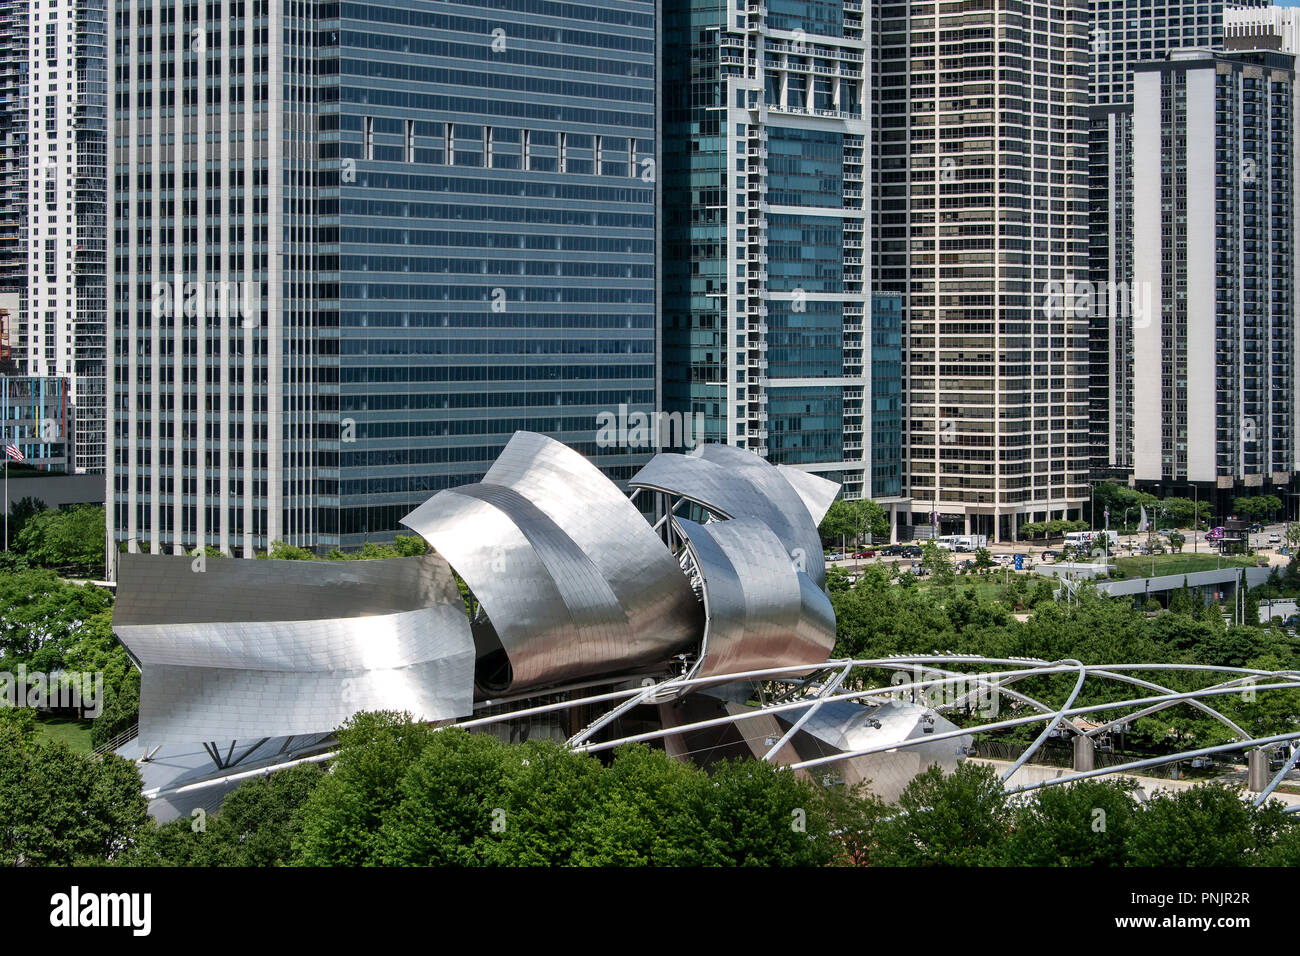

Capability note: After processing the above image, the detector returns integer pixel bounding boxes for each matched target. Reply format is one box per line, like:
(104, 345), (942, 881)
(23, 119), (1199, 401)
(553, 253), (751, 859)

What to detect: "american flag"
(4, 442), (23, 462)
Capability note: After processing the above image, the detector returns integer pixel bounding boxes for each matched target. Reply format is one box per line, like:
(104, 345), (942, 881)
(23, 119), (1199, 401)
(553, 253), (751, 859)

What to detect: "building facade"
(661, 0), (907, 524)
(0, 373), (70, 469)
(1086, 1), (1263, 479)
(0, 0), (106, 474)
(873, 0), (1093, 542)
(1131, 49), (1297, 494)
(1225, 3), (1300, 54)
(110, 0), (662, 562)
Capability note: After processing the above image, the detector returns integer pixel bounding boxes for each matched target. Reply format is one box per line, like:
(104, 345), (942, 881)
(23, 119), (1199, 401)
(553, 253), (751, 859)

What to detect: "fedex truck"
(1064, 530), (1118, 551)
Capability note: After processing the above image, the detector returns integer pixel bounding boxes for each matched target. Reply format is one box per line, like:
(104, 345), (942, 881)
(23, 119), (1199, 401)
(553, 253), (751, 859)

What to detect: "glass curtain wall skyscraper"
(873, 0), (1092, 543)
(109, 0), (660, 563)
(662, 0), (906, 522)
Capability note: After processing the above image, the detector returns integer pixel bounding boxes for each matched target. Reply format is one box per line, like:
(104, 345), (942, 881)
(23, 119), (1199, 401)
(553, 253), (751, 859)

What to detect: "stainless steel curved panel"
(481, 431), (700, 646)
(775, 465), (841, 526)
(675, 517), (836, 681)
(630, 448), (832, 587)
(112, 553), (476, 746)
(113, 552), (452, 625)
(400, 436), (701, 692)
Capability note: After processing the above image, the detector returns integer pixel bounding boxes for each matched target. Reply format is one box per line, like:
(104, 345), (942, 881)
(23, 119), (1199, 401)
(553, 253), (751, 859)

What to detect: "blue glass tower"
(111, 0), (661, 559)
(663, 0), (907, 527)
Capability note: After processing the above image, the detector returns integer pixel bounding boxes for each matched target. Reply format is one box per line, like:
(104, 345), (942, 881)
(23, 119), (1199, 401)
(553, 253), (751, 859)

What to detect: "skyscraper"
(661, 0), (906, 523)
(110, 0), (661, 562)
(0, 0), (106, 473)
(1086, 0), (1263, 480)
(873, 0), (1093, 543)
(1131, 48), (1297, 496)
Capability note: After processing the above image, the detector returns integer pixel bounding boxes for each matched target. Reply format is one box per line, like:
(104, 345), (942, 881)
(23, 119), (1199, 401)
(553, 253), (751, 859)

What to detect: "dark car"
(902, 545), (924, 558)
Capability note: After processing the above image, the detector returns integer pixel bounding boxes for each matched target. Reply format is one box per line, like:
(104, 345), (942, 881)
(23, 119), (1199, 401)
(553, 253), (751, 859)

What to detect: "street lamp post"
(1193, 483), (1198, 553)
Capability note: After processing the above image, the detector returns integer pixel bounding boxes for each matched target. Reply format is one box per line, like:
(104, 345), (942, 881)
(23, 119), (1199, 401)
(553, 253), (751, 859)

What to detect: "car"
(853, 550), (875, 559)
(825, 551), (845, 561)
(1041, 550), (1058, 561)
(1250, 523), (1265, 534)
(881, 544), (906, 557)
(1157, 527), (1175, 536)
(902, 545), (924, 558)
(1268, 534), (1282, 544)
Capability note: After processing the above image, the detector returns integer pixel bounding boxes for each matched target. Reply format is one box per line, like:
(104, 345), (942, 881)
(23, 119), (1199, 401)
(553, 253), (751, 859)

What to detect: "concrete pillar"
(889, 504), (898, 544)
(1073, 734), (1095, 772)
(964, 513), (971, 535)
(1248, 749), (1269, 792)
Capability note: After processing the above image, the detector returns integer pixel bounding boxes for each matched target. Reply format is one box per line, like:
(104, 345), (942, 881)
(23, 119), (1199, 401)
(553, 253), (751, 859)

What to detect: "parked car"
(1157, 527), (1175, 536)
(881, 544), (907, 557)
(902, 545), (924, 558)
(852, 550), (875, 559)
(1268, 533), (1282, 544)
(1041, 550), (1059, 562)
(826, 551), (845, 561)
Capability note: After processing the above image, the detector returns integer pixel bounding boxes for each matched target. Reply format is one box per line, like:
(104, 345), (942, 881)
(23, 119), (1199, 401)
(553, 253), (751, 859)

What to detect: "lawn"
(1111, 552), (1258, 579)
(34, 714), (95, 754)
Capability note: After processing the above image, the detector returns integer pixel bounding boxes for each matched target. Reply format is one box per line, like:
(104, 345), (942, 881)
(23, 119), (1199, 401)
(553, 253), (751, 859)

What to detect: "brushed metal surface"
(675, 517), (835, 681)
(630, 446), (835, 587)
(401, 431), (701, 692)
(113, 553), (475, 745)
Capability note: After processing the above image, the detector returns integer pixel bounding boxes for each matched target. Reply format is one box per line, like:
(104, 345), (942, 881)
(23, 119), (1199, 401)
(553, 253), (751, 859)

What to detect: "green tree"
(0, 709), (150, 865)
(121, 762), (324, 866)
(658, 756), (841, 867)
(376, 729), (512, 866)
(1160, 497), (1197, 528)
(1125, 784), (1256, 866)
(872, 762), (1013, 866)
(13, 504), (105, 576)
(258, 540), (318, 561)
(290, 711), (437, 866)
(921, 540), (955, 587)
(1003, 779), (1139, 866)
(818, 498), (889, 546)
(973, 547), (994, 571)
(6, 496), (46, 543)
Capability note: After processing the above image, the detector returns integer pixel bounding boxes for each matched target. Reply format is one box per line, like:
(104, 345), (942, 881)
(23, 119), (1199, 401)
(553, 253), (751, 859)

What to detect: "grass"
(34, 714), (95, 754)
(1111, 552), (1258, 579)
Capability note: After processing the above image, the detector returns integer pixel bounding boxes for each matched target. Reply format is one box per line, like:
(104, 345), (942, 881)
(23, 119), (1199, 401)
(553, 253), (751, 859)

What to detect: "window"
(363, 116), (373, 160)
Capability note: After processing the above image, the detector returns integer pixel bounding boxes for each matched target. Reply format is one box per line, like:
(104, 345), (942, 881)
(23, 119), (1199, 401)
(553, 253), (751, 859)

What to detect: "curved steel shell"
(629, 448), (833, 587)
(675, 517), (835, 681)
(400, 431), (701, 691)
(113, 554), (475, 745)
(775, 465), (841, 526)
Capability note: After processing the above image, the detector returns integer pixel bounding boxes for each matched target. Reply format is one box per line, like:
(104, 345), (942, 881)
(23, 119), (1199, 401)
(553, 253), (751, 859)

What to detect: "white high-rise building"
(16, 0), (106, 473)
(1131, 49), (1298, 493)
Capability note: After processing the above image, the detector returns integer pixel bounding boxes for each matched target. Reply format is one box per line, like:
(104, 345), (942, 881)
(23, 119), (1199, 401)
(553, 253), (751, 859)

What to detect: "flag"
(4, 442), (22, 462)
(1136, 506), (1148, 534)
